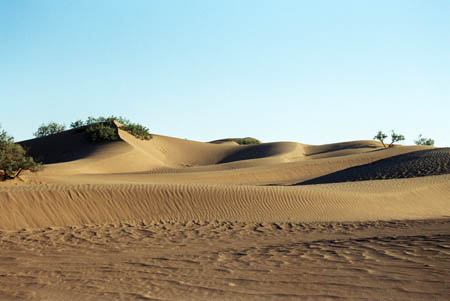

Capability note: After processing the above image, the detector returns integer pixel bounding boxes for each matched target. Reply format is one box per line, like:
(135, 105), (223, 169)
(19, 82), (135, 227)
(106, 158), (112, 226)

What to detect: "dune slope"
(299, 148), (450, 185)
(1, 174), (450, 230)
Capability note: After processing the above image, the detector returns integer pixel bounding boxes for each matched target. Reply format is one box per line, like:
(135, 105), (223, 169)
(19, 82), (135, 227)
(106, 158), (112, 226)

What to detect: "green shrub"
(85, 123), (119, 142)
(70, 120), (85, 129)
(33, 122), (66, 137)
(1, 127), (41, 181)
(121, 123), (152, 140)
(83, 116), (130, 127)
(210, 137), (262, 145)
(70, 116), (152, 142)
(415, 134), (434, 146)
(108, 116), (130, 126)
(234, 138), (261, 145)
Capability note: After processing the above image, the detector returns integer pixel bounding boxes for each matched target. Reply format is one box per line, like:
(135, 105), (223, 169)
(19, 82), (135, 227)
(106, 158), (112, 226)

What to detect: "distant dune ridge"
(1, 124), (449, 230)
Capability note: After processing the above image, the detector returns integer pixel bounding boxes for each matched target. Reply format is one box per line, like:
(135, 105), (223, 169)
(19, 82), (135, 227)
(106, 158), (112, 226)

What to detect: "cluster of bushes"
(374, 130), (434, 147)
(414, 134), (434, 146)
(1, 126), (41, 181)
(33, 122), (66, 138)
(85, 122), (119, 143)
(34, 116), (152, 142)
(120, 123), (152, 140)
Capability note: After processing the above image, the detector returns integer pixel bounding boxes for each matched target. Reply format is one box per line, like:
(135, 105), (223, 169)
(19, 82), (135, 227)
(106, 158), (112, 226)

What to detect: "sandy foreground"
(1, 219), (449, 300)
(1, 126), (449, 299)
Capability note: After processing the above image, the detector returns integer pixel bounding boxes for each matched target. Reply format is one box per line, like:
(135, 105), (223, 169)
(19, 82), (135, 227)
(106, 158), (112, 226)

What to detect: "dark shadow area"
(19, 128), (105, 164)
(209, 137), (261, 145)
(305, 142), (379, 157)
(218, 142), (296, 164)
(296, 148), (450, 185)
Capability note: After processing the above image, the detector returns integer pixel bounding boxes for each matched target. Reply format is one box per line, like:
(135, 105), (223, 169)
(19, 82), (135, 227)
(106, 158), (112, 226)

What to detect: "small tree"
(414, 134), (434, 146)
(373, 131), (388, 148)
(374, 130), (405, 148)
(388, 130), (405, 147)
(1, 127), (40, 181)
(34, 122), (66, 137)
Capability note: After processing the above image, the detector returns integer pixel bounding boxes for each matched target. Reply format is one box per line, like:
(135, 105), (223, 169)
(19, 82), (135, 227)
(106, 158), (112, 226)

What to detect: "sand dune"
(4, 128), (448, 230)
(1, 175), (450, 230)
(2, 126), (450, 299)
(299, 147), (450, 185)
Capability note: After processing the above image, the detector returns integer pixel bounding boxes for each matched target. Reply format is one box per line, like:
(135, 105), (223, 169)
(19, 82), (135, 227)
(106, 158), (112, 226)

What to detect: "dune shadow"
(306, 142), (379, 156)
(218, 142), (296, 164)
(296, 148), (450, 185)
(19, 128), (114, 164)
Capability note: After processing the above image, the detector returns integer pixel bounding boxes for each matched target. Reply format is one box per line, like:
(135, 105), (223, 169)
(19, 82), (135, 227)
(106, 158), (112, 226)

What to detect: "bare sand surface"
(1, 125), (449, 299)
(1, 219), (449, 300)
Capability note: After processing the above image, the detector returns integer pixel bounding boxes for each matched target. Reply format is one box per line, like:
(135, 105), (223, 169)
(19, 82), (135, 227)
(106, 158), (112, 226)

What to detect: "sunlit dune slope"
(1, 175), (450, 230)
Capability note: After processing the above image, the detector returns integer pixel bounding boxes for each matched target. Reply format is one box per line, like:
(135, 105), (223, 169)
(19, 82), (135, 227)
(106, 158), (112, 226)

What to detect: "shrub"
(70, 120), (85, 129)
(85, 122), (119, 142)
(1, 127), (41, 181)
(108, 116), (130, 126)
(234, 137), (261, 145)
(121, 123), (152, 140)
(210, 137), (262, 145)
(415, 134), (434, 146)
(82, 116), (130, 127)
(33, 122), (66, 137)
(73, 116), (151, 142)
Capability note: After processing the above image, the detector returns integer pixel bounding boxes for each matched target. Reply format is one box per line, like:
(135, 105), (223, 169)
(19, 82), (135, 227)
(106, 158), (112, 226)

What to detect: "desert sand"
(0, 124), (449, 300)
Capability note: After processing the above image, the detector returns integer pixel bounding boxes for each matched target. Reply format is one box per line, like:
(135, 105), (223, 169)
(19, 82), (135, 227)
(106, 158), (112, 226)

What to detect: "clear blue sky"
(1, 0), (449, 146)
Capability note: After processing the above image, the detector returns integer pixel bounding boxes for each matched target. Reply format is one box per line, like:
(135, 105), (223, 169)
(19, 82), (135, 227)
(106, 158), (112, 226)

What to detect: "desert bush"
(70, 120), (85, 129)
(210, 137), (262, 145)
(121, 123), (152, 140)
(33, 122), (66, 137)
(69, 116), (151, 142)
(1, 127), (41, 181)
(108, 116), (130, 126)
(414, 134), (434, 146)
(374, 130), (405, 148)
(83, 116), (130, 126)
(71, 116), (128, 129)
(234, 138), (262, 145)
(74, 116), (151, 142)
(85, 122), (119, 142)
